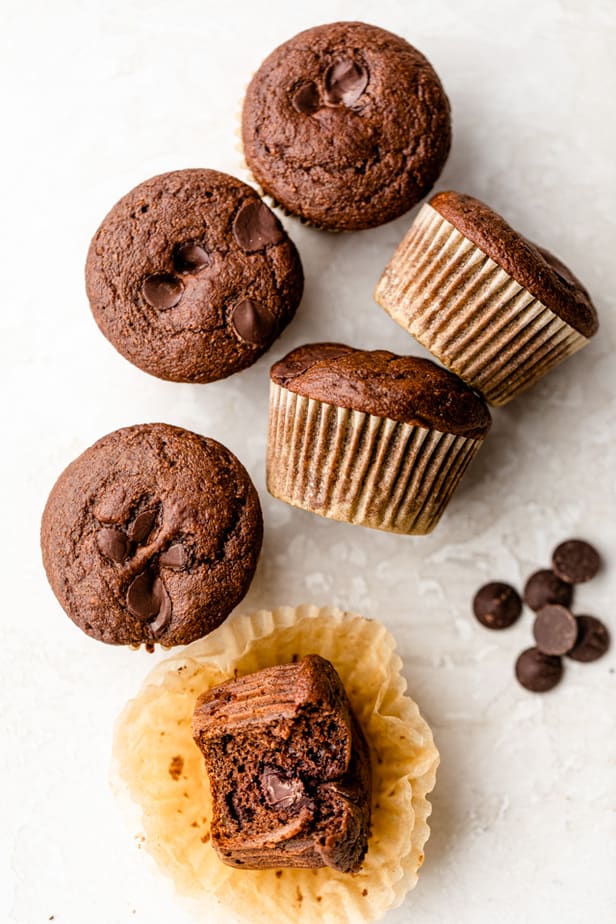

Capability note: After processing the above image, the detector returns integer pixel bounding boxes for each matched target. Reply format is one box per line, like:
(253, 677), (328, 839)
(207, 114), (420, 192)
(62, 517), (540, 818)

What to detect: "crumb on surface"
(168, 755), (184, 780)
(275, 870), (283, 878)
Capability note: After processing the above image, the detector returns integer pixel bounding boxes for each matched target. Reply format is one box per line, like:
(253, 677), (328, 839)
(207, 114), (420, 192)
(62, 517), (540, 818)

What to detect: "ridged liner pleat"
(374, 204), (588, 406)
(267, 383), (484, 535)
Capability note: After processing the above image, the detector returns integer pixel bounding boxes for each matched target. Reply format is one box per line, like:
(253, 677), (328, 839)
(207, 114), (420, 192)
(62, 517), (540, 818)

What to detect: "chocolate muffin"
(86, 169), (303, 382)
(267, 344), (491, 534)
(192, 655), (371, 872)
(41, 423), (263, 648)
(242, 22), (451, 230)
(375, 190), (599, 405)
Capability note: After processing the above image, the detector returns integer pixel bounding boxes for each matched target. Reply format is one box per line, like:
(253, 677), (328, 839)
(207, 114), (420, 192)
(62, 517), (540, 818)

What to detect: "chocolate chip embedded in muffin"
(552, 539), (601, 584)
(242, 21), (451, 230)
(523, 569), (573, 612)
(192, 655), (371, 872)
(40, 423), (263, 647)
(86, 169), (303, 383)
(473, 582), (522, 630)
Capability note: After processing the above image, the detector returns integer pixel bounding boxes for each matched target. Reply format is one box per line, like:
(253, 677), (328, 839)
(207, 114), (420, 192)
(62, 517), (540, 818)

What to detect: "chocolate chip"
(523, 569), (573, 612)
(533, 604), (578, 656)
(128, 507), (159, 544)
(230, 299), (276, 345)
(159, 543), (188, 570)
(552, 539), (601, 584)
(148, 581), (172, 638)
(126, 569), (165, 621)
(96, 527), (130, 563)
(473, 582), (522, 629)
(292, 81), (320, 114)
(324, 60), (369, 107)
(567, 615), (610, 663)
(515, 647), (563, 693)
(142, 273), (184, 309)
(173, 241), (210, 274)
(262, 767), (305, 810)
(232, 200), (285, 252)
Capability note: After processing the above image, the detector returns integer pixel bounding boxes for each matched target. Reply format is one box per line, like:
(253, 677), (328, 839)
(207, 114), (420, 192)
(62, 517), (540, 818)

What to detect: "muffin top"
(242, 21), (451, 231)
(430, 191), (598, 338)
(271, 344), (491, 438)
(86, 169), (303, 383)
(41, 423), (263, 648)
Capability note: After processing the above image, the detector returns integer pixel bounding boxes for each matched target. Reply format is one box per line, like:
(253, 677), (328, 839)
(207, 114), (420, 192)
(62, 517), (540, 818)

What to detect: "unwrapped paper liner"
(112, 605), (439, 924)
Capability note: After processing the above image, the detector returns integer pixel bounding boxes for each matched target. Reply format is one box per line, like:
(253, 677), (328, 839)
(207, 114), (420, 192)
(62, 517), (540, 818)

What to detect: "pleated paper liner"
(112, 605), (439, 924)
(374, 204), (588, 406)
(267, 383), (484, 535)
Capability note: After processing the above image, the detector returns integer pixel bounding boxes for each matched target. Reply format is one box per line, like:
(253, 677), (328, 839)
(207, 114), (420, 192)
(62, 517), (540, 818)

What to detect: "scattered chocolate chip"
(96, 527), (130, 563)
(324, 60), (369, 107)
(292, 81), (320, 114)
(533, 604), (578, 656)
(230, 299), (276, 345)
(473, 581), (522, 629)
(515, 647), (563, 693)
(552, 539), (601, 584)
(127, 570), (165, 620)
(159, 543), (188, 570)
(232, 200), (285, 252)
(142, 273), (184, 309)
(173, 241), (210, 273)
(567, 615), (610, 663)
(523, 569), (573, 612)
(262, 767), (305, 810)
(128, 507), (159, 543)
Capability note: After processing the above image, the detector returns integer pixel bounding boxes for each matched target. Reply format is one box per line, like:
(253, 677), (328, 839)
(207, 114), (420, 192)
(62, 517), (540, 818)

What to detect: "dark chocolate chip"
(567, 615), (610, 663)
(262, 767), (305, 811)
(142, 273), (184, 309)
(552, 539), (601, 584)
(159, 543), (188, 570)
(173, 241), (210, 274)
(128, 507), (159, 544)
(230, 299), (276, 345)
(126, 569), (165, 621)
(96, 527), (130, 563)
(533, 604), (578, 656)
(473, 581), (522, 629)
(515, 647), (563, 693)
(292, 81), (321, 114)
(148, 581), (172, 638)
(232, 200), (285, 252)
(324, 60), (369, 107)
(523, 569), (573, 612)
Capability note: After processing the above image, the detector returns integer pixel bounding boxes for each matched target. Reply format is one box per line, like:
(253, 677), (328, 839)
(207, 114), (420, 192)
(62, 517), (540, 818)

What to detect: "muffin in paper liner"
(267, 381), (484, 535)
(112, 605), (439, 924)
(374, 203), (591, 406)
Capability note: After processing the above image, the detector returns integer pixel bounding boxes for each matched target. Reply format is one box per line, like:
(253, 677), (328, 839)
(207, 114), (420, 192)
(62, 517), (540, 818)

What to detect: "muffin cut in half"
(192, 655), (371, 872)
(374, 191), (598, 405)
(267, 343), (491, 535)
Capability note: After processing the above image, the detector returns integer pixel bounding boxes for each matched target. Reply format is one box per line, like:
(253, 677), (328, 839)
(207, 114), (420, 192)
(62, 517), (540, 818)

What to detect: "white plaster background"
(1, 0), (615, 921)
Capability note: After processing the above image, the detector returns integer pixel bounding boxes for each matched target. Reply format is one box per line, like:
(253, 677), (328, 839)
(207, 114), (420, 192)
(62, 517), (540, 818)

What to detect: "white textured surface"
(1, 1), (615, 922)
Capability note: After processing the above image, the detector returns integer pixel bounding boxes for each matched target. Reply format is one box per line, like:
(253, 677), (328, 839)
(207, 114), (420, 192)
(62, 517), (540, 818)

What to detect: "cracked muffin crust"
(40, 423), (263, 648)
(86, 169), (303, 382)
(241, 21), (451, 230)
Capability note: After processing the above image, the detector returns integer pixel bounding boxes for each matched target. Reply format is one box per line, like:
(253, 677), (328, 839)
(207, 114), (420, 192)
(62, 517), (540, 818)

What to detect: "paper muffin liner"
(112, 605), (439, 924)
(374, 204), (589, 406)
(267, 382), (483, 535)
